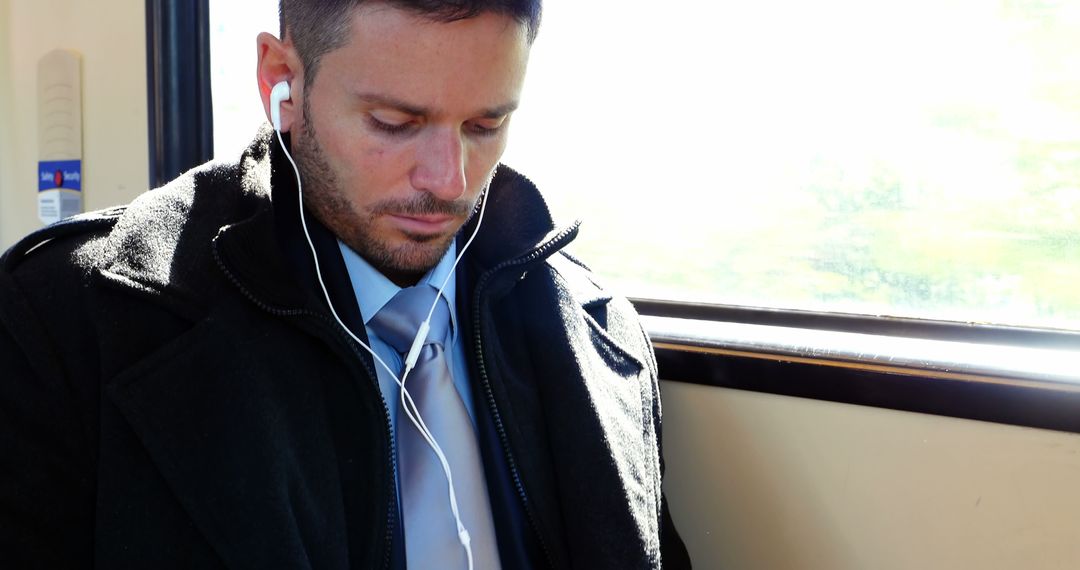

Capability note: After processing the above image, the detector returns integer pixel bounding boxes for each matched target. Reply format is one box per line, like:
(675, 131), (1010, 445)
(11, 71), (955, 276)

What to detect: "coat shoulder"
(543, 251), (658, 377)
(1, 207), (125, 288)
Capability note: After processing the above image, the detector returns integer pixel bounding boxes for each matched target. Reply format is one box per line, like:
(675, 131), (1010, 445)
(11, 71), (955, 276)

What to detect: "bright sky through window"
(212, 0), (1080, 331)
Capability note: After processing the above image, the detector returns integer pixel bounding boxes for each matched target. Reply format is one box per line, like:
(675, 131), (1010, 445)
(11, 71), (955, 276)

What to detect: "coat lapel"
(92, 169), (392, 569)
(100, 297), (367, 570)
(512, 254), (663, 569)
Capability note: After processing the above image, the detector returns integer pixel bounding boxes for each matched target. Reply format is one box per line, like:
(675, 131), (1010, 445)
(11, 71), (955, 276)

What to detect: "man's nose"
(411, 128), (467, 201)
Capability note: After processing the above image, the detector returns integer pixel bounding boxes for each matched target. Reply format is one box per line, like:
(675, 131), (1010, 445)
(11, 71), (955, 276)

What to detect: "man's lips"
(387, 213), (456, 234)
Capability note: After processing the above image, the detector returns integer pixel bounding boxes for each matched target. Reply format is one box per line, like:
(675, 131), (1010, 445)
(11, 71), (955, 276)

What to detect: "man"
(0, 1), (690, 568)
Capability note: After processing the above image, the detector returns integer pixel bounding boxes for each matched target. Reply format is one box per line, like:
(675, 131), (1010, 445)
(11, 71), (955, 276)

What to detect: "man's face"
(290, 4), (530, 286)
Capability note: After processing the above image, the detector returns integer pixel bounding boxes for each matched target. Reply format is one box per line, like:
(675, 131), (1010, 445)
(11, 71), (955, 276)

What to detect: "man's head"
(256, 1), (539, 286)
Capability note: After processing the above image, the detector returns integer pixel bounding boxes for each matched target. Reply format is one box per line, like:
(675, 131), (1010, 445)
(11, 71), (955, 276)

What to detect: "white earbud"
(270, 80), (291, 132)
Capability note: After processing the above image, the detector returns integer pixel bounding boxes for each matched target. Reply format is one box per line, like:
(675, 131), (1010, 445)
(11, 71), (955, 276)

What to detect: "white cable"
(395, 173), (490, 570)
(276, 128), (483, 569)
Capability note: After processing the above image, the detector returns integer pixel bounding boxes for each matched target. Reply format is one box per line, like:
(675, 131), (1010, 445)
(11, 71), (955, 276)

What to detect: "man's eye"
(368, 114), (414, 135)
(468, 120), (505, 137)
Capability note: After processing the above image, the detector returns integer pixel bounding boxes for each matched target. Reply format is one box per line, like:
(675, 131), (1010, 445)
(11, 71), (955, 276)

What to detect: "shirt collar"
(337, 240), (459, 342)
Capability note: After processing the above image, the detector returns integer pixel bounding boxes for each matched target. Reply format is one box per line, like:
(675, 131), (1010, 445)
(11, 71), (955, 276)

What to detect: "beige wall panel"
(1, 0), (147, 249)
(0, 1), (13, 243)
(661, 380), (1080, 570)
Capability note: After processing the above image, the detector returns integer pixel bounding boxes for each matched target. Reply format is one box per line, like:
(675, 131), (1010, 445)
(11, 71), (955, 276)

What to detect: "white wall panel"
(0, 0), (147, 249)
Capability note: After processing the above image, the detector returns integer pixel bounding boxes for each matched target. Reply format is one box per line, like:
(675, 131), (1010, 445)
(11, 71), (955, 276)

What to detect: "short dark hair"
(279, 0), (542, 87)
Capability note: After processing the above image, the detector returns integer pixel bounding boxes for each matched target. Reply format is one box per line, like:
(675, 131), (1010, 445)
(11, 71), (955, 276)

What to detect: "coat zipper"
(470, 224), (580, 570)
(214, 250), (398, 570)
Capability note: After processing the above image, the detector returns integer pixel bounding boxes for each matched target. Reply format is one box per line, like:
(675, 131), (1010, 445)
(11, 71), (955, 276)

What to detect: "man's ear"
(256, 31), (300, 132)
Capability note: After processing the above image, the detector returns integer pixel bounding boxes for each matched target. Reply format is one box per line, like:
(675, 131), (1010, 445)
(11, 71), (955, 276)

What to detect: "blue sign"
(38, 159), (82, 192)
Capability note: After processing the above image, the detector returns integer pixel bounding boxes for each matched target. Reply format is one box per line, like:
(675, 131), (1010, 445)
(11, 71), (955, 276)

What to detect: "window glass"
(210, 0), (279, 161)
(212, 1), (1080, 331)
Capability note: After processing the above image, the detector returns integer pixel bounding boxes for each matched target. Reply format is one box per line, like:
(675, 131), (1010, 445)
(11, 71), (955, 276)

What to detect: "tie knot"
(369, 285), (451, 354)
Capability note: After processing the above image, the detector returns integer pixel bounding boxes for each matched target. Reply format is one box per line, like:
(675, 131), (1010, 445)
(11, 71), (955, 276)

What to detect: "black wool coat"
(0, 127), (691, 569)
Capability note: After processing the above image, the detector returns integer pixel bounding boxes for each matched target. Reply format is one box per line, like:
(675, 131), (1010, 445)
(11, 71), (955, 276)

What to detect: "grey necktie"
(369, 285), (501, 570)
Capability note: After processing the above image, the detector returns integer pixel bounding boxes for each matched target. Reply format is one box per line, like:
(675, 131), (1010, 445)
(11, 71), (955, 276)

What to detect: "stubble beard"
(292, 97), (482, 285)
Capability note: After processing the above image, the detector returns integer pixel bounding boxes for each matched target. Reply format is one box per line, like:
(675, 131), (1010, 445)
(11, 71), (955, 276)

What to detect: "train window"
(211, 1), (1080, 332)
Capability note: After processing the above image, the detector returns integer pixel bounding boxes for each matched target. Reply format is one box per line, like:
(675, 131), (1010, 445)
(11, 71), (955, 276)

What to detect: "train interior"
(2, 1), (1079, 568)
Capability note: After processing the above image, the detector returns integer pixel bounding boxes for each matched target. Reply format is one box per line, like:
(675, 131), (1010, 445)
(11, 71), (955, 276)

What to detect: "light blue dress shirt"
(336, 240), (478, 430)
(336, 239), (519, 568)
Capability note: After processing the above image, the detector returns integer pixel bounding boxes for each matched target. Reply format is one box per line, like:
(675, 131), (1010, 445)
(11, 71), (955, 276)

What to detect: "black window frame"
(145, 0), (214, 189)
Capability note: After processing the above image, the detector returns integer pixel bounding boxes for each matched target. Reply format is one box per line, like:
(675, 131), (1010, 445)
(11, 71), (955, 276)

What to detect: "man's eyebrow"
(357, 93), (519, 119)
(357, 93), (429, 116)
(479, 101), (519, 119)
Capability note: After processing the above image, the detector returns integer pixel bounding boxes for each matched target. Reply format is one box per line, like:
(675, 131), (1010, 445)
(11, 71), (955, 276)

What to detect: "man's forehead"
(310, 3), (530, 114)
(333, 3), (530, 60)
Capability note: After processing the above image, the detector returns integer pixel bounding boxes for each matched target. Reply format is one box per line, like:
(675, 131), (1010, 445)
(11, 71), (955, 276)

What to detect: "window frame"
(636, 298), (1080, 434)
(633, 298), (1080, 350)
(145, 0), (214, 189)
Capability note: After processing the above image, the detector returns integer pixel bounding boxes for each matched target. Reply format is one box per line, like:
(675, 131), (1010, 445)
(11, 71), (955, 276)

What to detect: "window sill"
(640, 310), (1080, 434)
(643, 315), (1080, 388)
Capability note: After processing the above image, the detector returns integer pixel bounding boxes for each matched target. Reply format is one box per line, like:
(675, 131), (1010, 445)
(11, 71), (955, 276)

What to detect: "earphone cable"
(276, 127), (480, 569)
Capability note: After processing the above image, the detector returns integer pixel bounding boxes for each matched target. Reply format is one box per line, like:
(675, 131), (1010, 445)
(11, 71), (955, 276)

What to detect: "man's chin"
(347, 233), (456, 286)
(397, 234), (456, 269)
(400, 231), (445, 245)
